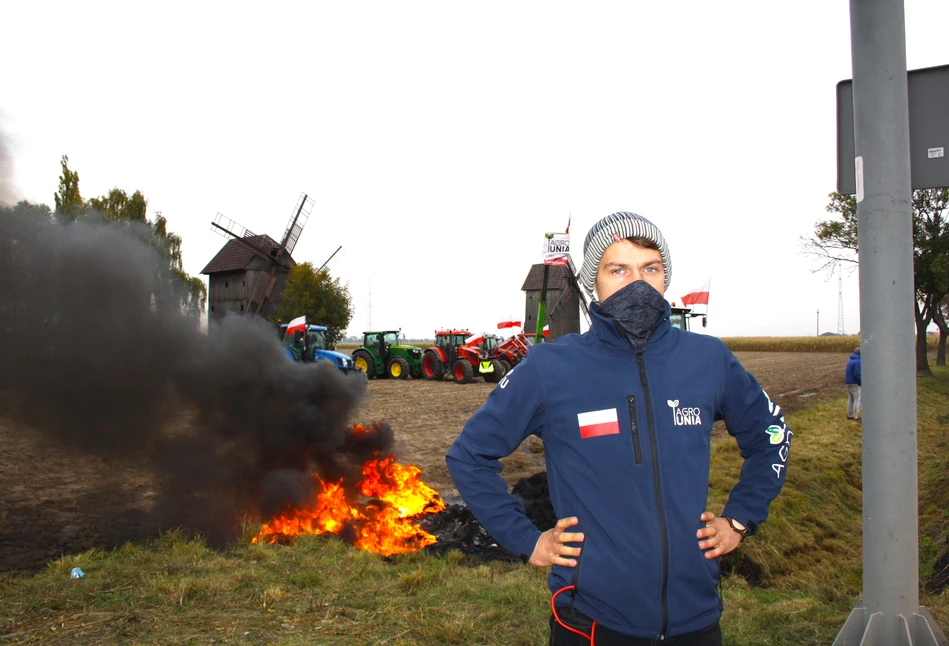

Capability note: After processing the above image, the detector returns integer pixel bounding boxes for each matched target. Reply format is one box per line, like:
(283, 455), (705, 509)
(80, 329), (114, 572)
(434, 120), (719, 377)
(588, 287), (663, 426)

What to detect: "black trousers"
(549, 607), (722, 646)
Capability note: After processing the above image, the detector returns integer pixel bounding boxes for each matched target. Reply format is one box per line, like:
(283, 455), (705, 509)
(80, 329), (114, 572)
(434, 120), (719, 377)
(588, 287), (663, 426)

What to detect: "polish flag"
(680, 281), (710, 307)
(543, 324), (550, 337)
(498, 317), (522, 329)
(577, 408), (619, 438)
(286, 315), (307, 335)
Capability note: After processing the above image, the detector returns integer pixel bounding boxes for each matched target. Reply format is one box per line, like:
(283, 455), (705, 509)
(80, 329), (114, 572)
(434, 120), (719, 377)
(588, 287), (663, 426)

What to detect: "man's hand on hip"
(529, 516), (584, 567)
(697, 511), (743, 559)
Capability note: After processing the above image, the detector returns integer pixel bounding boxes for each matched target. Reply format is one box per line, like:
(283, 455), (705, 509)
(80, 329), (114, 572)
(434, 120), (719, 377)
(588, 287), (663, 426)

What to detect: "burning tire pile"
(420, 472), (556, 563)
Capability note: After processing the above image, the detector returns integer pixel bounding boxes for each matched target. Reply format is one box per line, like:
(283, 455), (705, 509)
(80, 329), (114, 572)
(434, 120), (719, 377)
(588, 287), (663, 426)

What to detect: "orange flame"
(252, 427), (446, 556)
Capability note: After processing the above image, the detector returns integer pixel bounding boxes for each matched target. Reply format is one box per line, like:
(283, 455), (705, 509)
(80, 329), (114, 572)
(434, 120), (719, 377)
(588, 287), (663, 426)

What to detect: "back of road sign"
(837, 63), (949, 194)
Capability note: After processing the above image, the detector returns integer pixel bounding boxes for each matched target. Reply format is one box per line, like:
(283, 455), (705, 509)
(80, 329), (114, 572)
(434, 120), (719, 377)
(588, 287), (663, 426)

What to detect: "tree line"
(3, 155), (353, 344)
(803, 187), (949, 374)
(7, 155), (209, 324)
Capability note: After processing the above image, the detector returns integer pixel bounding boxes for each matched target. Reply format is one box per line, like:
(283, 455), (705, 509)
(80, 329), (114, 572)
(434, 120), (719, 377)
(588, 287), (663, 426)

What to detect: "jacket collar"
(589, 300), (673, 352)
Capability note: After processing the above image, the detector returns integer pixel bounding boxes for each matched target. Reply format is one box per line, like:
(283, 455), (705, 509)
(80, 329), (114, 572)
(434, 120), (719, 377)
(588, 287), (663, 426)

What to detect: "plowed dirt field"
(0, 352), (849, 575)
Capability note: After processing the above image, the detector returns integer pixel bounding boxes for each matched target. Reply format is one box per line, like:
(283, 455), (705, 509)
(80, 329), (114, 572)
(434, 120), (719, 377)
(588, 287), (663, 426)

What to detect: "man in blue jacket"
(845, 347), (862, 421)
(446, 212), (791, 645)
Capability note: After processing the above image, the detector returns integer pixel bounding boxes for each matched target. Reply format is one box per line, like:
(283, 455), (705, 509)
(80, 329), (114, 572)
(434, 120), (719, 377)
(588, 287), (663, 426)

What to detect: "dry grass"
(720, 334), (940, 353)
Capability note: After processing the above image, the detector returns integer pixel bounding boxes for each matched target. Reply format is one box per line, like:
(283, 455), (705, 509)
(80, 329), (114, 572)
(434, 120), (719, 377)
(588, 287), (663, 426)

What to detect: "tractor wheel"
(422, 351), (444, 380)
(482, 359), (504, 383)
(499, 359), (512, 376)
(353, 351), (374, 379)
(387, 357), (410, 380)
(491, 359), (505, 381)
(453, 359), (474, 384)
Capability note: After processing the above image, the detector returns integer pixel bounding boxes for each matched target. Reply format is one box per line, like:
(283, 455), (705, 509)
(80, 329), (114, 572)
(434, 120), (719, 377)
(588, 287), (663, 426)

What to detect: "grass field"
(2, 365), (948, 644)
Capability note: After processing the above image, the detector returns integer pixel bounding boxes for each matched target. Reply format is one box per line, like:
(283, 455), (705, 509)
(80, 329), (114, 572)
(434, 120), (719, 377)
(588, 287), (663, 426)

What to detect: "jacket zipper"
(636, 350), (669, 640)
(626, 395), (643, 465)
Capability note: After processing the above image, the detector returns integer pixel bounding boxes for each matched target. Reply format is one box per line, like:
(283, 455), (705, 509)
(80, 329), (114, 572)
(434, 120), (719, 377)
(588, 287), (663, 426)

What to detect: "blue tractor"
(279, 324), (357, 373)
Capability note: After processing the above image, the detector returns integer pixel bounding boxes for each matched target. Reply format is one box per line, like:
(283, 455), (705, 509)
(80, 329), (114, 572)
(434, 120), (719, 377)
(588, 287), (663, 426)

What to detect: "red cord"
(551, 585), (596, 644)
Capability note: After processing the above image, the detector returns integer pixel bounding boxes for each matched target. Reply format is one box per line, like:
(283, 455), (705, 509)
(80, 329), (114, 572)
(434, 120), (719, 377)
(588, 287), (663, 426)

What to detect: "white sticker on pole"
(855, 156), (864, 203)
(929, 147), (945, 159)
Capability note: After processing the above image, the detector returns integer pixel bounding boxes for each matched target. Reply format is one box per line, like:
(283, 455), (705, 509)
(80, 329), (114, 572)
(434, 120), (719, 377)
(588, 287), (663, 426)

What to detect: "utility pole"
(832, 0), (947, 644)
(838, 267), (846, 335)
(817, 309), (820, 336)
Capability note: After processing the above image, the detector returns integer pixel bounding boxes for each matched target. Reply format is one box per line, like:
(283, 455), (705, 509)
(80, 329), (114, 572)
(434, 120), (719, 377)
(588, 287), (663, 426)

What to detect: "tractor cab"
(436, 330), (473, 355)
(477, 334), (502, 353)
(352, 330), (422, 379)
(279, 324), (356, 373)
(364, 330), (400, 358)
(669, 305), (707, 332)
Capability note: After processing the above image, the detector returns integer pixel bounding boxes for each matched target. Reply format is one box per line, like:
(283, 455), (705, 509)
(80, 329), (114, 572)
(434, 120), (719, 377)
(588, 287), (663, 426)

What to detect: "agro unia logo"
(667, 399), (702, 426)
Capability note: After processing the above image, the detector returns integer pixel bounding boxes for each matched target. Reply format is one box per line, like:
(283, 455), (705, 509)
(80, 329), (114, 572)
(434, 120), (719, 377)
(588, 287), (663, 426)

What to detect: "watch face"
(729, 518), (747, 534)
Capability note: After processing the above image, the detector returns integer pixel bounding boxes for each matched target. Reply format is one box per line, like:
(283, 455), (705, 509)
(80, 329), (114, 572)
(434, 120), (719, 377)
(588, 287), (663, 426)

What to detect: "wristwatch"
(722, 516), (749, 539)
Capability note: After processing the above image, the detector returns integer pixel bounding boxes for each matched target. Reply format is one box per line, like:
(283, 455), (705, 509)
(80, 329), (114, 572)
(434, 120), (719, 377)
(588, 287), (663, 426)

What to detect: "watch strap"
(722, 516), (749, 538)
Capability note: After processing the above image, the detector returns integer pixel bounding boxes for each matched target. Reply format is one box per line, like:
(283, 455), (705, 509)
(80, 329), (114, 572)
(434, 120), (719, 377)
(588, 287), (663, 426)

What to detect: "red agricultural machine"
(467, 332), (534, 377)
(421, 330), (503, 384)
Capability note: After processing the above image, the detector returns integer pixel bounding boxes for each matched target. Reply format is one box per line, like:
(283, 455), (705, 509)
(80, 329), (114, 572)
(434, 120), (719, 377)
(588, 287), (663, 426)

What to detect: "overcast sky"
(2, 1), (946, 339)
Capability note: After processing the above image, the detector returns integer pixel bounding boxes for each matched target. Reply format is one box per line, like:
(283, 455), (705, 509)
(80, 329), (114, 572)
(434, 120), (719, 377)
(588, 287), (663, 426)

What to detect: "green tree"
(909, 189), (949, 373)
(53, 155), (84, 222)
(933, 297), (948, 366)
(802, 188), (949, 375)
(277, 262), (353, 347)
(50, 155), (207, 323)
(87, 187), (148, 223)
(151, 211), (207, 324)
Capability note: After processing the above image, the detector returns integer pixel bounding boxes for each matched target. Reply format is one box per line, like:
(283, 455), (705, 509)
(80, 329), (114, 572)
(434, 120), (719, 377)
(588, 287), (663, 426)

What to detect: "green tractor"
(351, 330), (423, 380)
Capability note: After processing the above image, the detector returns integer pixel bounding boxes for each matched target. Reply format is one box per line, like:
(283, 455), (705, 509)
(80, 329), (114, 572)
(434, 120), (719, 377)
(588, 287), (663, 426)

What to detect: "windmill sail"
(281, 193), (313, 257)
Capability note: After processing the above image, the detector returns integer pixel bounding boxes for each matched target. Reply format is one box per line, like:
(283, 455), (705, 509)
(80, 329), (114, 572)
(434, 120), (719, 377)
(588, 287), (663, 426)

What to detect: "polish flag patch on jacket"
(577, 408), (620, 438)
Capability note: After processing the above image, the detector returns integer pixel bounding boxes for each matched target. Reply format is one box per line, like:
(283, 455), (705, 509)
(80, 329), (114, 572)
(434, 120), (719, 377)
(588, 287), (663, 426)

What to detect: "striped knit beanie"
(579, 211), (672, 300)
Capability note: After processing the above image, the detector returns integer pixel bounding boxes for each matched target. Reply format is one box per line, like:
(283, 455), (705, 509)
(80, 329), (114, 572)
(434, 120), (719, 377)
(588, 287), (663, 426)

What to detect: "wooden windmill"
(207, 193), (313, 318)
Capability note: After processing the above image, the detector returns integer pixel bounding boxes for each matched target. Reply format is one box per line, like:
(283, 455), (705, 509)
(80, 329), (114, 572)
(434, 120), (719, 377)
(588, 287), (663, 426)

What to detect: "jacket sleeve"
(445, 354), (546, 560)
(855, 359), (861, 385)
(716, 350), (791, 534)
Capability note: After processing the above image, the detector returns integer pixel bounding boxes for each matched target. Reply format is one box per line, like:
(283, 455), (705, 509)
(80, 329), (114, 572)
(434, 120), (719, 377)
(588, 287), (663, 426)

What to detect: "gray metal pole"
(833, 0), (947, 644)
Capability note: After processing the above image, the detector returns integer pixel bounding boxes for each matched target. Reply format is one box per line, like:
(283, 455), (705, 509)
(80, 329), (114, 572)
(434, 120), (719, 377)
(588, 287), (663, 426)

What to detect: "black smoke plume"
(0, 205), (374, 548)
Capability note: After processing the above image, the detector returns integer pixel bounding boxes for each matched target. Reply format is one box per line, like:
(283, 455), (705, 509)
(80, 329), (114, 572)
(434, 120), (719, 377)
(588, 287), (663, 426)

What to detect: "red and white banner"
(286, 315), (307, 335)
(577, 408), (619, 439)
(680, 281), (710, 307)
(543, 324), (550, 337)
(497, 317), (522, 330)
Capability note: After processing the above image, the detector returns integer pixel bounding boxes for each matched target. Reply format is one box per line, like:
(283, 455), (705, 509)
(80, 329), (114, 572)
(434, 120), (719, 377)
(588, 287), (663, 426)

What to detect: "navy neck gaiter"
(598, 280), (667, 352)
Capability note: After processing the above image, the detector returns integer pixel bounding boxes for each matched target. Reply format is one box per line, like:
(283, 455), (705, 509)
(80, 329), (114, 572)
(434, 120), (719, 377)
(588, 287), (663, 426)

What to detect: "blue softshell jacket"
(446, 302), (791, 640)
(845, 352), (861, 385)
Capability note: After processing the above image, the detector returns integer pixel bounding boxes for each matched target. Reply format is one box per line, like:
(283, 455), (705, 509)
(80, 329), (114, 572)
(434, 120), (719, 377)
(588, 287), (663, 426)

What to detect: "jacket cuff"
(516, 527), (543, 563)
(721, 505), (759, 536)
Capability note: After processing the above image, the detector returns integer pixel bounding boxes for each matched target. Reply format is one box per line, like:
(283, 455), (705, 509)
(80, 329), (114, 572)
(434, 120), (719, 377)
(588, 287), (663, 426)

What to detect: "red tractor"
(421, 330), (503, 384)
(494, 333), (534, 374)
(467, 332), (533, 377)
